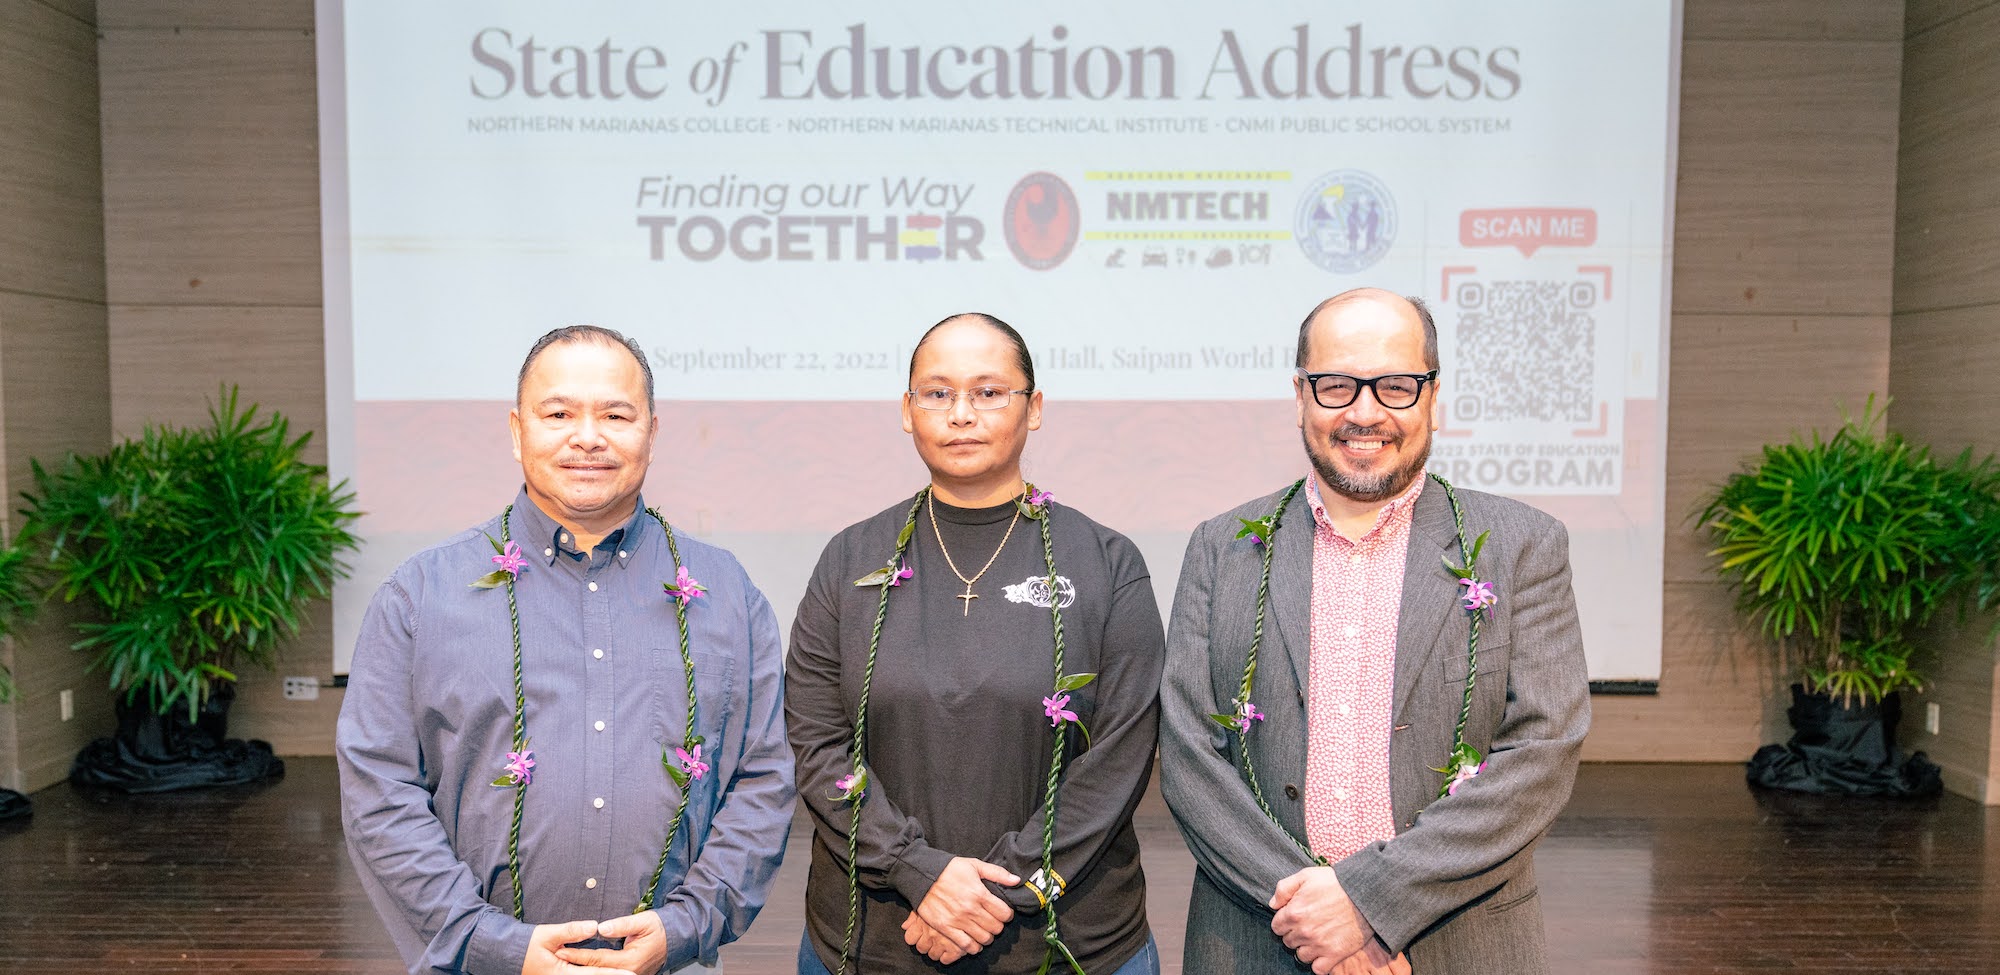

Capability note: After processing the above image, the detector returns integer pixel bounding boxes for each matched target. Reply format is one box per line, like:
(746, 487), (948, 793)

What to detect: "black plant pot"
(1746, 684), (1942, 797)
(69, 681), (284, 793)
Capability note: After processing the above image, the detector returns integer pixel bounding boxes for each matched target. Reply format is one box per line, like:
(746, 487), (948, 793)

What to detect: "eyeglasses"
(908, 384), (1032, 411)
(1296, 369), (1438, 410)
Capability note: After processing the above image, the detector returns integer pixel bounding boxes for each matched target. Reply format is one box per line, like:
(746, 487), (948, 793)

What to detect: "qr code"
(1451, 280), (1597, 423)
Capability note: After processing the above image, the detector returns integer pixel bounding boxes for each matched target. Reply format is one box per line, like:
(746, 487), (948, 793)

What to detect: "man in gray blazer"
(1160, 289), (1590, 974)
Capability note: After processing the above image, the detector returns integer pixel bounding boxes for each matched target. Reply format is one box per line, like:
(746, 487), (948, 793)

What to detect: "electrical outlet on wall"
(283, 677), (321, 701)
(1926, 702), (1941, 736)
(60, 688), (73, 722)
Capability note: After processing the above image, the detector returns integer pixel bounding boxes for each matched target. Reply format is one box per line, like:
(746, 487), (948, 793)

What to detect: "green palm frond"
(15, 386), (360, 719)
(1695, 396), (2000, 705)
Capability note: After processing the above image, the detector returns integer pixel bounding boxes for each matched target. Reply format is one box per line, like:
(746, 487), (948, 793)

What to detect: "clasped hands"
(901, 856), (1023, 965)
(1271, 866), (1411, 975)
(522, 910), (669, 975)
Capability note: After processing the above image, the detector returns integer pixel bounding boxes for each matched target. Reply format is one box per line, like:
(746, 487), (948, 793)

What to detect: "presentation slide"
(318, 1), (1680, 682)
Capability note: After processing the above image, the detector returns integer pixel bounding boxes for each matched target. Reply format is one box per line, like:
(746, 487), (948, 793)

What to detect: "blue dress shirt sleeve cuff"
(466, 908), (533, 975)
(657, 903), (710, 973)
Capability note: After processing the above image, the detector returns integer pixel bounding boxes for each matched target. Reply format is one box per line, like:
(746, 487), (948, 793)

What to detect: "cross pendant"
(957, 587), (979, 616)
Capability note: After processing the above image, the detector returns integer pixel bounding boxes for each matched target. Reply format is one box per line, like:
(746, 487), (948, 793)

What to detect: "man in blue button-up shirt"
(337, 326), (794, 975)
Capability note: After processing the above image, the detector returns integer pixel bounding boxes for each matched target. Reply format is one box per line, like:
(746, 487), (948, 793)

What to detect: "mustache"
(1332, 423), (1401, 442)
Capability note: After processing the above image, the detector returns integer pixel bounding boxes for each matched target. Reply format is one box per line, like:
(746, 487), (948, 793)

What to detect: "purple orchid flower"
(502, 748), (534, 786)
(1043, 692), (1079, 728)
(1446, 760), (1485, 796)
(665, 565), (707, 606)
(1236, 701), (1266, 733)
(675, 743), (709, 781)
(835, 772), (863, 796)
(1459, 578), (1497, 612)
(888, 560), (913, 587)
(1025, 488), (1053, 506)
(491, 541), (528, 577)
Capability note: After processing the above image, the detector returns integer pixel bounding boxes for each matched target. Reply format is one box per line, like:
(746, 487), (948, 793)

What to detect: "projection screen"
(318, 1), (1681, 684)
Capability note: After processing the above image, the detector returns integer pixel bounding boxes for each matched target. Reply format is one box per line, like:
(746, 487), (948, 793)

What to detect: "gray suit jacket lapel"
(1269, 486), (1314, 707)
(1394, 483), (1461, 724)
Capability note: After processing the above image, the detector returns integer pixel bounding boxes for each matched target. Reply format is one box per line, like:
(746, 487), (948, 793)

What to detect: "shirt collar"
(507, 487), (648, 570)
(1304, 469), (1426, 542)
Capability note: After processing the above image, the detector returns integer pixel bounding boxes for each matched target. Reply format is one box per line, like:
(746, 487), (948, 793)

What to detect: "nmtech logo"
(1002, 172), (1080, 270)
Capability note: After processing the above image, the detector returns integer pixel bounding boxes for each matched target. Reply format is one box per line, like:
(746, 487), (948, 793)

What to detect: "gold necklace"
(927, 491), (1021, 615)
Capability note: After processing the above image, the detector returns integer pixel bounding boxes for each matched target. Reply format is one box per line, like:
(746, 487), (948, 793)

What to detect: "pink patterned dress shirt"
(1302, 472), (1425, 862)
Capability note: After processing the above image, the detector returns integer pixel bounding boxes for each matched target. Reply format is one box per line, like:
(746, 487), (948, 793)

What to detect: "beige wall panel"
(1888, 306), (2000, 803)
(1904, 613), (1998, 803)
(97, 0), (311, 30)
(1906, 0), (1995, 35)
(1583, 581), (1778, 761)
(1, 294), (113, 512)
(98, 27), (321, 307)
(1894, 6), (2000, 312)
(1893, 0), (2000, 803)
(226, 601), (341, 756)
(1888, 304), (2000, 452)
(1673, 39), (1901, 316)
(35, 0), (97, 28)
(1660, 313), (1891, 585)
(106, 304), (326, 463)
(0, 293), (115, 791)
(6, 611), (117, 793)
(0, 0), (106, 303)
(1685, 0), (1905, 41)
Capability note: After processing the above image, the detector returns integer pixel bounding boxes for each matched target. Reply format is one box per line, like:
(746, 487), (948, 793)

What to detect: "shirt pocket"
(650, 645), (737, 753)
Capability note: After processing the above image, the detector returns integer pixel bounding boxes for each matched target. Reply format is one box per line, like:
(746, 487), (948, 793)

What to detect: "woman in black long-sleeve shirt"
(786, 313), (1166, 975)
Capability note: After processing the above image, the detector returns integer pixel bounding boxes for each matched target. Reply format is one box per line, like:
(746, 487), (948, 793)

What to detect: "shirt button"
(593, 797), (605, 809)
(594, 720), (606, 732)
(588, 581), (598, 592)
(1342, 625), (1359, 639)
(592, 648), (604, 660)
(585, 877), (597, 889)
(1338, 704), (1352, 716)
(544, 548), (554, 557)
(619, 550), (628, 559)
(560, 533), (570, 543)
(1349, 553), (1362, 565)
(1333, 787), (1349, 801)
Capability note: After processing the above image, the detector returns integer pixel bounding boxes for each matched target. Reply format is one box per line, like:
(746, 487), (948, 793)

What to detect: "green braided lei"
(832, 484), (1091, 975)
(1214, 473), (1492, 864)
(483, 504), (705, 920)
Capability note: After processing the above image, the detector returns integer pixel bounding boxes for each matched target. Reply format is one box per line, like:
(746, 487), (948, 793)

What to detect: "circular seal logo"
(1294, 170), (1396, 274)
(1003, 172), (1080, 270)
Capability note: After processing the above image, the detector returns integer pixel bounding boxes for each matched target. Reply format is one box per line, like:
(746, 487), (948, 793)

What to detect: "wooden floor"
(2, 759), (1998, 973)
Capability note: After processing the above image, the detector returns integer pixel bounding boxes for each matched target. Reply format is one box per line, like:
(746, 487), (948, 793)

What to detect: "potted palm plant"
(1697, 401), (2000, 796)
(16, 387), (359, 791)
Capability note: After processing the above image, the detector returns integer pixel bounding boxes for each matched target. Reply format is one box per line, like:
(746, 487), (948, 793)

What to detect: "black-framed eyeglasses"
(1295, 369), (1438, 410)
(908, 384), (1032, 412)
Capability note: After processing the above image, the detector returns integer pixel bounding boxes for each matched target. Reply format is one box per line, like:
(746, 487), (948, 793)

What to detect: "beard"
(1303, 422), (1432, 504)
